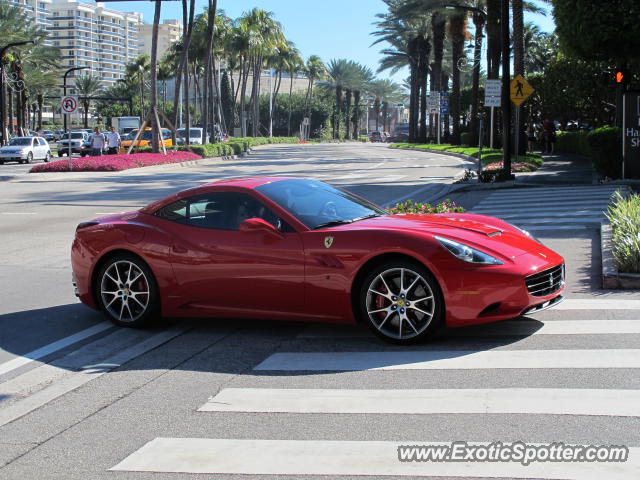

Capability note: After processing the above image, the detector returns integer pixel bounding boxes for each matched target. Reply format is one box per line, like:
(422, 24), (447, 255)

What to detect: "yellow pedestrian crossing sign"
(510, 74), (534, 106)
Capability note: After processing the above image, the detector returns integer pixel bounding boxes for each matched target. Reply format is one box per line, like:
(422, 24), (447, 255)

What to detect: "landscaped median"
(389, 142), (544, 180)
(29, 137), (301, 173)
(602, 190), (640, 289)
(29, 151), (202, 173)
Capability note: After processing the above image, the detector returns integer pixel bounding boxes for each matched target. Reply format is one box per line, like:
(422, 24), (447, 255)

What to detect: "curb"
(600, 221), (640, 289)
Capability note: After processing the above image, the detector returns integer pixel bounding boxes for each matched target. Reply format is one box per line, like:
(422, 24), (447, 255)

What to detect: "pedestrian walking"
(106, 126), (121, 155)
(90, 127), (106, 156)
(542, 118), (556, 154)
(527, 123), (536, 152)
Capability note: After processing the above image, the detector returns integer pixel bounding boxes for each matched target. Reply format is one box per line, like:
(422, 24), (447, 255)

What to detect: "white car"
(0, 136), (52, 164)
(176, 127), (205, 145)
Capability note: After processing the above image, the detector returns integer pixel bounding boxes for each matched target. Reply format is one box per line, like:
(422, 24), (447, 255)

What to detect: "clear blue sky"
(102, 0), (555, 84)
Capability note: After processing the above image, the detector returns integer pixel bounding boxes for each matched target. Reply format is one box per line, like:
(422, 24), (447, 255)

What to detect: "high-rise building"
(46, 0), (143, 90)
(139, 19), (182, 59)
(7, 0), (53, 29)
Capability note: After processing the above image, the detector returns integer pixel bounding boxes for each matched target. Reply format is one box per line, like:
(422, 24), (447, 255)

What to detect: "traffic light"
(615, 68), (630, 86)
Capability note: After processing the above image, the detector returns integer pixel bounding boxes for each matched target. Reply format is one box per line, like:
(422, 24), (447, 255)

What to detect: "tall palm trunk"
(333, 85), (342, 139)
(486, 0), (501, 147)
(449, 12), (466, 145)
(172, 0), (195, 142)
(512, 0), (526, 154)
(202, 0), (216, 142)
(430, 13), (445, 139)
(469, 13), (485, 145)
(352, 90), (361, 139)
(239, 58), (249, 136)
(251, 56), (262, 136)
(408, 36), (419, 142)
(287, 70), (294, 136)
(344, 88), (352, 140)
(37, 94), (43, 130)
(417, 34), (430, 143)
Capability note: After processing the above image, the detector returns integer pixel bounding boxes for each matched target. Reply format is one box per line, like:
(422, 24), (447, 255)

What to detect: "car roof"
(138, 176), (303, 214)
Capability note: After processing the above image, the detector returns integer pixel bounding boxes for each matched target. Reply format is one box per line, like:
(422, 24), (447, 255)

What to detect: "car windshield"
(8, 138), (32, 146)
(177, 129), (201, 137)
(129, 130), (153, 140)
(256, 179), (386, 230)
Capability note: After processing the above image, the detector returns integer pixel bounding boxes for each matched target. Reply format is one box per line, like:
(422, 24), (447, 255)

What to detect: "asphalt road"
(1, 143), (639, 480)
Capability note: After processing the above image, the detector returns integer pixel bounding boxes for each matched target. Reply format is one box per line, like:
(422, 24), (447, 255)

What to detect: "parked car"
(0, 136), (52, 164)
(71, 177), (565, 344)
(176, 127), (206, 145)
(53, 130), (64, 141)
(41, 130), (56, 142)
(370, 131), (384, 142)
(121, 128), (173, 148)
(58, 131), (89, 156)
(389, 132), (409, 143)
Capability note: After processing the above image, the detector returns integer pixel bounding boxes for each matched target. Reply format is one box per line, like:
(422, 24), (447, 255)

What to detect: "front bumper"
(0, 152), (27, 160)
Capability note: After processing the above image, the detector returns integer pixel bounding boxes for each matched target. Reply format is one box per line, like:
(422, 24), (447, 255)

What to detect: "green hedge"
(134, 137), (299, 158)
(587, 127), (622, 178)
(606, 191), (640, 273)
(556, 131), (590, 156)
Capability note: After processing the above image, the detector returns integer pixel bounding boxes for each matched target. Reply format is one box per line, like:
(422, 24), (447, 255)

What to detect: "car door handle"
(172, 244), (188, 254)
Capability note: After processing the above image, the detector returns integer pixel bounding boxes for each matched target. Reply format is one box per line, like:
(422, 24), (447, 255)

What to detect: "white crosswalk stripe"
(111, 304), (640, 478)
(470, 185), (627, 231)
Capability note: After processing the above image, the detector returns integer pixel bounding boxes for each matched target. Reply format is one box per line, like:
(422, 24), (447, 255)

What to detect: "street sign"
(440, 91), (449, 115)
(61, 96), (78, 114)
(427, 93), (440, 113)
(484, 79), (501, 107)
(510, 74), (534, 106)
(622, 91), (640, 179)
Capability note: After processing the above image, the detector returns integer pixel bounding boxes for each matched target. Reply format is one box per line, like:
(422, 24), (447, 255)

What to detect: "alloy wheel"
(365, 267), (436, 341)
(100, 260), (150, 323)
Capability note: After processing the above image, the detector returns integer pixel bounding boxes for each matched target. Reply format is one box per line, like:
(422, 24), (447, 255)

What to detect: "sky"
(100, 0), (556, 85)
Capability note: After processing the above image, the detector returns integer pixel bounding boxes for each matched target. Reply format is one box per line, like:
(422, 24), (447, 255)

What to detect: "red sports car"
(71, 177), (565, 344)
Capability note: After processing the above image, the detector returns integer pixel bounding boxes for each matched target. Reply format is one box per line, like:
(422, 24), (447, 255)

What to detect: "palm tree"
(321, 59), (359, 139)
(74, 74), (102, 128)
(304, 55), (325, 118)
(349, 63), (374, 139)
(368, 78), (403, 132)
(125, 54), (151, 119)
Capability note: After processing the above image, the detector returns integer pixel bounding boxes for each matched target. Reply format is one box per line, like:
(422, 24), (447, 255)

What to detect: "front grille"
(525, 263), (564, 297)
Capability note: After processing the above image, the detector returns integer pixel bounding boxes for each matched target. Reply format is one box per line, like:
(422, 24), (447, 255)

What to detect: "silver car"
(0, 136), (52, 164)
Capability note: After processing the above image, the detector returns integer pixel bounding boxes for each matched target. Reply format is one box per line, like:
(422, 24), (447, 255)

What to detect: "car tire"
(358, 260), (443, 344)
(95, 253), (160, 328)
(58, 151), (64, 157)
(25, 152), (33, 164)
(44, 152), (51, 163)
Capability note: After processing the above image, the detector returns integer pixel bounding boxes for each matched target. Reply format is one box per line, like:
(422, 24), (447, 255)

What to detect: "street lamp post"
(0, 40), (35, 146)
(63, 66), (88, 134)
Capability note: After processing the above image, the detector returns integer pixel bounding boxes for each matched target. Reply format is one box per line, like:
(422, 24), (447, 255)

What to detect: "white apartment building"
(6, 0), (53, 29)
(46, 0), (143, 90)
(139, 19), (182, 59)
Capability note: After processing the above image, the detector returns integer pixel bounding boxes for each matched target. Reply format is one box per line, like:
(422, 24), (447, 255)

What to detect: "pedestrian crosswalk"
(110, 298), (640, 479)
(469, 185), (628, 231)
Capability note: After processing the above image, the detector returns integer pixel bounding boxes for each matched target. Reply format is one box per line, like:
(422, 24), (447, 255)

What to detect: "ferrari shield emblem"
(324, 236), (334, 248)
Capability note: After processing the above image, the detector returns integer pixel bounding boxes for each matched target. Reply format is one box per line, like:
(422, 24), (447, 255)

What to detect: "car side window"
(38, 138), (47, 146)
(154, 199), (188, 224)
(183, 192), (293, 232)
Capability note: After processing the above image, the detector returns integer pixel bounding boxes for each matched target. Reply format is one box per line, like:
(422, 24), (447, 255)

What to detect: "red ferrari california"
(71, 177), (565, 344)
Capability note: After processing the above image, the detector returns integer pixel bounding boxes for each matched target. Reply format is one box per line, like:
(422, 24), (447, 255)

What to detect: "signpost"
(484, 79), (501, 148)
(622, 91), (640, 179)
(61, 96), (79, 167)
(510, 74), (534, 164)
(427, 93), (440, 143)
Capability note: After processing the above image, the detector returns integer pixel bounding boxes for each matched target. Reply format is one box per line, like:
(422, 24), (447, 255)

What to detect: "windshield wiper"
(313, 214), (382, 230)
(313, 219), (354, 230)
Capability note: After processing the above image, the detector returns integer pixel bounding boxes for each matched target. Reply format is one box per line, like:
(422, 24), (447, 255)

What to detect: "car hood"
(339, 213), (545, 259)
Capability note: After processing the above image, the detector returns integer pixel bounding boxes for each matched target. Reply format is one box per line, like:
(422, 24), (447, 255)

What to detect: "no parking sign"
(61, 96), (78, 115)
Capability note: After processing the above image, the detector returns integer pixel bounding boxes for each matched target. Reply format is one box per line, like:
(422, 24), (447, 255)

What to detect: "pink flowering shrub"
(29, 151), (202, 173)
(483, 161), (536, 173)
(387, 199), (464, 215)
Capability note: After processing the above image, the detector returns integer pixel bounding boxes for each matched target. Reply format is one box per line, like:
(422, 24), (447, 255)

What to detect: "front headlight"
(435, 236), (503, 265)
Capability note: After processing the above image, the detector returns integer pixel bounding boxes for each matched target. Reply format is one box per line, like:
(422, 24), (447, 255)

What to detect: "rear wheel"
(24, 152), (33, 164)
(58, 151), (64, 157)
(359, 261), (443, 344)
(96, 254), (159, 327)
(44, 152), (51, 163)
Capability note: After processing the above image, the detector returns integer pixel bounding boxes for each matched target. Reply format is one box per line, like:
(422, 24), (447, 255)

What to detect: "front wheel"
(359, 261), (443, 344)
(24, 152), (33, 164)
(96, 254), (160, 327)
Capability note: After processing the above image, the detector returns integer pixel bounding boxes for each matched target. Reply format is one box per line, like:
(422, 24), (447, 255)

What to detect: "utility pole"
(500, 0), (513, 178)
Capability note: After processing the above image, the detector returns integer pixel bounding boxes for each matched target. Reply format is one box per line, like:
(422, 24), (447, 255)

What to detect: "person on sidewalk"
(90, 127), (106, 156)
(542, 118), (556, 154)
(527, 123), (537, 152)
(106, 126), (121, 155)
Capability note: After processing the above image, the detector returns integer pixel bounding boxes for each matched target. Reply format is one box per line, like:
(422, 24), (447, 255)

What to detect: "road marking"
(298, 320), (640, 339)
(0, 325), (189, 427)
(199, 388), (640, 416)
(254, 349), (640, 371)
(0, 212), (37, 215)
(554, 298), (640, 310)
(111, 438), (640, 478)
(0, 322), (113, 378)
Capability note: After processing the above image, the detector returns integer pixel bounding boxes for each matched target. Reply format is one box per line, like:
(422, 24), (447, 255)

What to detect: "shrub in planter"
(606, 191), (640, 273)
(387, 199), (464, 214)
(587, 126), (622, 178)
(556, 131), (590, 155)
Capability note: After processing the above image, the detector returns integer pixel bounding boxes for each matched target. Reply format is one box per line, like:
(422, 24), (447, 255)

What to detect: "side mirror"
(239, 217), (283, 237)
